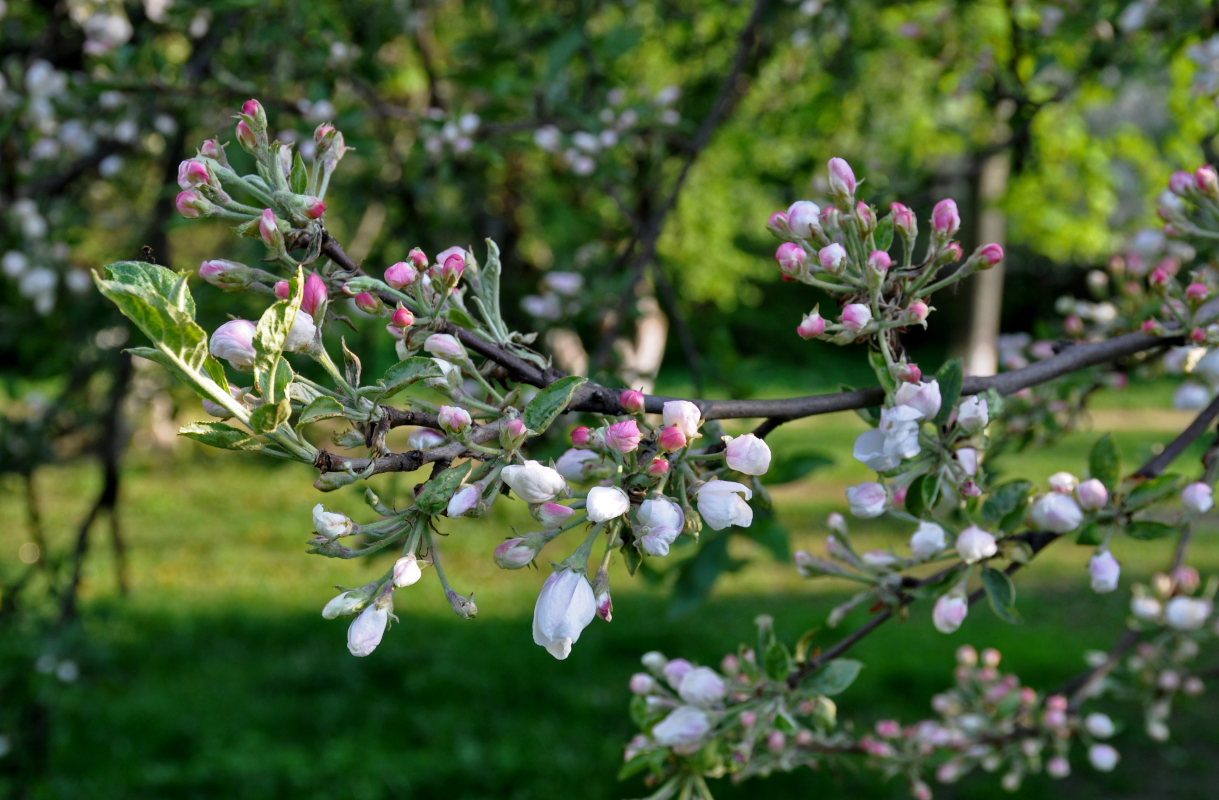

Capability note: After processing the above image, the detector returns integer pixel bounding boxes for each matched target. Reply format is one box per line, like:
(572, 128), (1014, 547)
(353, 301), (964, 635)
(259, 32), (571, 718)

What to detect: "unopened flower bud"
(724, 433), (772, 476)
(910, 519), (947, 560)
(662, 400), (702, 439)
(620, 389), (646, 414)
(424, 333), (465, 362)
(766, 211), (790, 237)
(606, 420), (642, 453)
(766, 730), (786, 754)
(956, 525), (997, 563)
(502, 460), (566, 503)
(175, 189), (213, 219)
(1182, 481), (1213, 513)
(313, 503), (355, 539)
(977, 243), (1004, 268)
(301, 272), (327, 317)
(1048, 472), (1078, 493)
(440, 253), (465, 286)
(494, 537), (539, 569)
(534, 502), (574, 528)
(322, 589), (367, 619)
(906, 300), (930, 325)
(198, 259), (253, 291)
(1088, 551), (1120, 593)
(797, 311), (826, 339)
(391, 306), (414, 329)
(890, 202), (916, 238)
(818, 243), (847, 273)
(385, 261), (418, 289)
(347, 597), (391, 657)
(630, 673), (657, 695)
(209, 319), (257, 370)
(354, 292), (382, 314)
(1186, 282), (1209, 302)
(500, 418), (528, 451)
(571, 426), (591, 447)
(235, 120), (258, 153)
(1088, 743), (1119, 772)
(1076, 478), (1108, 510)
(258, 208), (284, 250)
(1029, 492), (1083, 533)
(587, 485), (631, 522)
(438, 405), (473, 434)
(840, 303), (872, 332)
(274, 280), (290, 299)
(931, 198), (960, 238)
(775, 242), (807, 276)
(933, 588), (968, 633)
(177, 159), (212, 190)
(1196, 165), (1219, 198)
(787, 201), (822, 239)
(407, 427), (445, 450)
(446, 588), (478, 619)
(827, 157), (857, 199)
(393, 554), (423, 587)
(647, 456), (670, 477)
(867, 250), (891, 273)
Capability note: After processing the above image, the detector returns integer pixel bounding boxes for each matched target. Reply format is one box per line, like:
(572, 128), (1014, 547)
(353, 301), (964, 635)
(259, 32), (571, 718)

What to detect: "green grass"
(2, 400), (1218, 799)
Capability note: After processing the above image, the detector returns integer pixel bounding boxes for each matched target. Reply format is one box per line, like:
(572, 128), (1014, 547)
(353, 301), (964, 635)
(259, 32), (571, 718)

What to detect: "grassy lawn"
(2, 392), (1218, 799)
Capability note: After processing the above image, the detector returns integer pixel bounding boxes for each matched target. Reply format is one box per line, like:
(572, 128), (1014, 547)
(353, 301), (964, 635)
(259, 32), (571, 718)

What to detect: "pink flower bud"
(354, 292), (381, 314)
(534, 502), (575, 528)
(235, 120), (257, 152)
(384, 261), (418, 289)
(494, 537), (537, 569)
(392, 307), (416, 329)
(658, 426), (687, 453)
(175, 189), (211, 219)
(630, 672), (656, 695)
(1197, 165), (1219, 198)
(198, 259), (253, 291)
(890, 202), (916, 236)
(766, 730), (786, 754)
(840, 303), (872, 332)
(766, 211), (790, 236)
(1169, 170), (1194, 196)
(408, 247), (428, 269)
(818, 243), (847, 273)
(942, 241), (963, 262)
(302, 272), (327, 316)
(424, 333), (464, 361)
(1141, 319), (1157, 333)
(1076, 478), (1108, 510)
(1182, 481), (1213, 513)
(313, 123), (336, 147)
(1089, 550), (1120, 593)
(199, 139), (223, 159)
(905, 300), (930, 325)
(647, 456), (670, 477)
(892, 485), (908, 506)
(302, 197), (326, 220)
(866, 250), (891, 273)
(441, 253), (465, 286)
(407, 427), (445, 450)
(933, 589), (968, 633)
(977, 243), (1004, 268)
(437, 405), (472, 434)
(1186, 282), (1209, 301)
(258, 208), (283, 249)
(775, 242), (807, 275)
(274, 280), (290, 299)
(931, 198), (960, 237)
(896, 362), (922, 383)
(960, 479), (981, 497)
(177, 159), (212, 190)
(875, 719), (901, 738)
(1047, 756), (1070, 779)
(500, 418), (528, 451)
(241, 98), (264, 120)
(619, 389), (646, 414)
(605, 420), (642, 453)
(209, 319), (257, 370)
(827, 157), (857, 197)
(786, 201), (822, 239)
(1191, 327), (1206, 343)
(1150, 266), (1169, 286)
(570, 426), (591, 447)
(855, 201), (876, 232)
(797, 312), (825, 339)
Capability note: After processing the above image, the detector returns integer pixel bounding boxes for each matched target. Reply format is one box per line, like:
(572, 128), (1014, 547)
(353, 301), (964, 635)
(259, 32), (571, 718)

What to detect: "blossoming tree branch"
(95, 101), (1219, 799)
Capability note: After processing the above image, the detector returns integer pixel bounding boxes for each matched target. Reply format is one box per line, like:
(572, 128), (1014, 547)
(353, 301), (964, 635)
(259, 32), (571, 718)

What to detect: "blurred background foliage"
(2, 0), (1219, 797)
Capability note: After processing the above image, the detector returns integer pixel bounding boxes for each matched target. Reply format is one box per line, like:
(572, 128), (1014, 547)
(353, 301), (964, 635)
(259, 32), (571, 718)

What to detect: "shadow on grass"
(20, 589), (1218, 800)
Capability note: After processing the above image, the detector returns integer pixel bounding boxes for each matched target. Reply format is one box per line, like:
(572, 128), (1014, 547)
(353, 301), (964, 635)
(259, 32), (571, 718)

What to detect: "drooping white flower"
(724, 433), (772, 476)
(1088, 551), (1120, 594)
(651, 705), (712, 748)
(532, 568), (597, 660)
(347, 600), (390, 657)
(313, 503), (354, 539)
(501, 460), (566, 504)
(696, 480), (753, 530)
(392, 554), (423, 588)
(587, 485), (630, 522)
(636, 498), (685, 557)
(662, 400), (702, 439)
(955, 525), (997, 563)
(933, 589), (968, 634)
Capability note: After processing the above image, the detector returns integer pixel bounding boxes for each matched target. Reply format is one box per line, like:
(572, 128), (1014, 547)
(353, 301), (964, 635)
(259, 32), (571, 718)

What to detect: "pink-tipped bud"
(437, 405), (472, 434)
(977, 243), (1004, 268)
(1186, 282), (1209, 302)
(942, 241), (964, 263)
(766, 730), (786, 754)
(606, 420), (642, 453)
(500, 418), (528, 451)
(797, 312), (826, 339)
(855, 201), (876, 233)
(775, 242), (807, 276)
(175, 189), (211, 219)
(931, 198), (960, 238)
(533, 502), (575, 529)
(896, 362), (922, 383)
(658, 426), (687, 453)
(866, 250), (891, 273)
(302, 197), (326, 220)
(354, 292), (381, 314)
(1064, 315), (1085, 335)
(890, 202), (916, 237)
(1141, 319), (1157, 333)
(960, 480), (982, 498)
(258, 208), (283, 249)
(274, 280), (290, 299)
(571, 426), (591, 447)
(1169, 170), (1194, 196)
(1196, 165), (1219, 198)
(441, 253), (465, 286)
(241, 98), (264, 121)
(494, 537), (537, 569)
(384, 261), (418, 290)
(818, 243), (847, 273)
(407, 247), (428, 270)
(198, 259), (253, 291)
(827, 157), (857, 198)
(391, 306), (414, 329)
(235, 120), (258, 153)
(906, 300), (930, 324)
(766, 211), (790, 237)
(840, 303), (872, 332)
(647, 456), (670, 477)
(892, 486), (908, 506)
(1150, 266), (1170, 287)
(1192, 327), (1207, 342)
(302, 273), (328, 316)
(313, 123), (336, 147)
(787, 201), (822, 239)
(199, 139), (223, 160)
(177, 159), (212, 190)
(620, 389), (646, 414)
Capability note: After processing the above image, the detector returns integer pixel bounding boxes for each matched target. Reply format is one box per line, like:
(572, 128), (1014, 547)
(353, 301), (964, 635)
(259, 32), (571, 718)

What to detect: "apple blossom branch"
(787, 393), (1219, 692)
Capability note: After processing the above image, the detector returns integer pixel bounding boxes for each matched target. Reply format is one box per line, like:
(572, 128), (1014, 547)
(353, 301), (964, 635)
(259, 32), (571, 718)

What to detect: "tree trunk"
(962, 151), (1011, 377)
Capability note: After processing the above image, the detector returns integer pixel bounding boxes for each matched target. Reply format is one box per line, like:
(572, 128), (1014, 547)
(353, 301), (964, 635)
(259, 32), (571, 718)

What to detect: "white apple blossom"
(910, 521), (947, 560)
(894, 379), (941, 421)
(957, 395), (988, 432)
(724, 433), (772, 475)
(1088, 551), (1120, 594)
(652, 705), (712, 747)
(1029, 492), (1083, 533)
(587, 485), (630, 522)
(662, 400), (702, 439)
(532, 569), (596, 660)
(501, 460), (566, 504)
(845, 482), (887, 518)
(696, 480), (753, 530)
(955, 525), (997, 563)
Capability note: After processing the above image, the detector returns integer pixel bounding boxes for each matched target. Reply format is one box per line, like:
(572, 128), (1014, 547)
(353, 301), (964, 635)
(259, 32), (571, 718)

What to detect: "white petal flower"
(724, 433), (772, 475)
(955, 525), (997, 563)
(587, 485), (630, 522)
(933, 589), (968, 633)
(1088, 551), (1120, 594)
(1029, 493), (1083, 533)
(910, 521), (947, 560)
(1164, 596), (1212, 630)
(845, 482), (887, 518)
(677, 667), (726, 707)
(894, 379), (941, 421)
(662, 400), (702, 439)
(532, 569), (596, 659)
(696, 480), (753, 530)
(501, 460), (566, 504)
(313, 503), (354, 539)
(652, 705), (711, 747)
(636, 498), (685, 556)
(957, 396), (988, 432)
(284, 311), (316, 353)
(347, 602), (389, 657)
(554, 448), (606, 482)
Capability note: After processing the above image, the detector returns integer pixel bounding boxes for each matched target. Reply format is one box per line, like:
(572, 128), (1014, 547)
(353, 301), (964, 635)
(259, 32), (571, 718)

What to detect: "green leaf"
(290, 152), (308, 194)
(523, 375), (586, 434)
(934, 359), (963, 426)
(249, 398), (291, 434)
(874, 215), (895, 252)
(764, 641), (793, 682)
(1125, 474), (1183, 511)
(868, 348), (896, 392)
(414, 461), (472, 514)
(104, 260), (196, 316)
(981, 480), (1032, 528)
(376, 357), (442, 399)
(444, 307), (479, 330)
(1125, 520), (1176, 541)
(179, 421), (264, 452)
(905, 474), (927, 518)
(1089, 434), (1121, 489)
(1075, 520), (1103, 546)
(271, 356), (293, 401)
(793, 628), (819, 665)
(981, 567), (1021, 624)
(253, 267), (304, 403)
(803, 659), (863, 696)
(297, 396), (347, 427)
(341, 336), (362, 387)
(920, 472), (940, 514)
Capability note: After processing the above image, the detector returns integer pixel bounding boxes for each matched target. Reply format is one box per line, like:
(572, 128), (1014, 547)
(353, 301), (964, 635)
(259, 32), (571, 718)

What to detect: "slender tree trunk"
(962, 151), (1011, 377)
